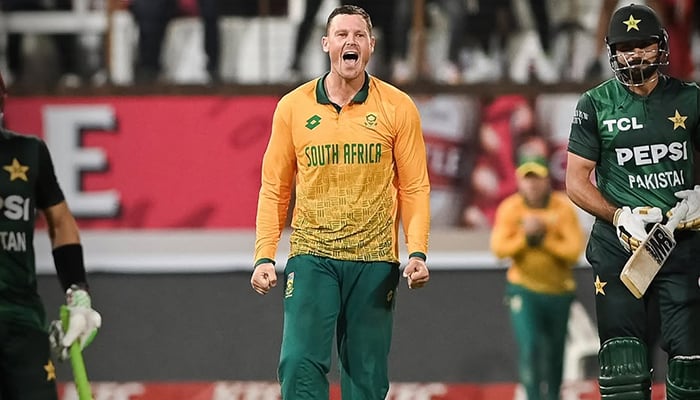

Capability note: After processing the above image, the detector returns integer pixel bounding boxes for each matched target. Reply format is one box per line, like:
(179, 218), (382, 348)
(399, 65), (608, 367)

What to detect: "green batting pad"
(598, 337), (651, 400)
(666, 356), (700, 400)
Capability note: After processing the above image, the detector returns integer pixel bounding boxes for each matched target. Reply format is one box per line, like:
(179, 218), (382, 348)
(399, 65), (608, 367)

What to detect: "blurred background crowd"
(1, 0), (699, 90)
(1, 2), (690, 392)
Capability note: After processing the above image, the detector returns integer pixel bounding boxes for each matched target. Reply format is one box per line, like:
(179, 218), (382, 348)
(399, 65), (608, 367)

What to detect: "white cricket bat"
(620, 201), (688, 298)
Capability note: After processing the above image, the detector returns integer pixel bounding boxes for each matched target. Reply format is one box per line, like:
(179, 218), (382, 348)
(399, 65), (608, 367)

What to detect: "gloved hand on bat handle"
(667, 185), (700, 230)
(49, 285), (102, 361)
(613, 206), (663, 253)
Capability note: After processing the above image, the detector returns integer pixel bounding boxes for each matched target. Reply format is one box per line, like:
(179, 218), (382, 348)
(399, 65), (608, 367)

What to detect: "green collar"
(315, 72), (370, 105)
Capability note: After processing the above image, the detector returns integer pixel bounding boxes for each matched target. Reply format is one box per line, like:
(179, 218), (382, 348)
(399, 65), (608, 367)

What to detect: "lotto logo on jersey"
(0, 195), (31, 221)
(615, 141), (688, 166)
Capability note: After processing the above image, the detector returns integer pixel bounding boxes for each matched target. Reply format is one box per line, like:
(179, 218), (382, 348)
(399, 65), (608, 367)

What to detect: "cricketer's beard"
(624, 60), (659, 85)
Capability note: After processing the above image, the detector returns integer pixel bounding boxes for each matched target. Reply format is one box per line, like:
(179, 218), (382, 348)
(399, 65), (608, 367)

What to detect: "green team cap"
(516, 155), (549, 178)
(607, 3), (664, 46)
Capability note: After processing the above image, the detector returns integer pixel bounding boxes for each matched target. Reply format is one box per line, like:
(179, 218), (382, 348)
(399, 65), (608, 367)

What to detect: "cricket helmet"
(606, 3), (669, 86)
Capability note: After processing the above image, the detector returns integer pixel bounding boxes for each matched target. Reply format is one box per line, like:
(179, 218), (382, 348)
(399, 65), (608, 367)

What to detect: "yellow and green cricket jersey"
(490, 191), (585, 294)
(255, 73), (430, 265)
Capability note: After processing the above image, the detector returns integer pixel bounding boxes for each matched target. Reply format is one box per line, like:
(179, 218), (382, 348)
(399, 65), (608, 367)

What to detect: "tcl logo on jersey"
(615, 141), (689, 166)
(0, 195), (31, 221)
(603, 117), (644, 132)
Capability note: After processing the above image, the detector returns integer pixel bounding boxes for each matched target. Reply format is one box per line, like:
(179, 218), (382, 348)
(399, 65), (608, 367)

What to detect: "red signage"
(7, 96), (278, 228)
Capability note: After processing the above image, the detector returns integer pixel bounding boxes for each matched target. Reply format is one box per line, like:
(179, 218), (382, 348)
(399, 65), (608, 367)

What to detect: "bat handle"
(60, 305), (94, 400)
(666, 201), (689, 232)
(70, 343), (93, 400)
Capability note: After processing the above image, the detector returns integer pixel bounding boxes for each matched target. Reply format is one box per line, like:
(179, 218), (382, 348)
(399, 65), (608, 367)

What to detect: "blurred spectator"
(508, 0), (558, 83)
(195, 0), (221, 82)
(286, 0), (324, 81)
(462, 95), (541, 227)
(461, 0), (511, 83)
(433, 0), (469, 84)
(429, 0), (510, 84)
(584, 0), (622, 81)
(647, 0), (695, 80)
(286, 0), (397, 81)
(129, 0), (221, 84)
(129, 0), (176, 83)
(353, 0), (398, 79)
(218, 0), (287, 16)
(544, 0), (599, 82)
(388, 0), (423, 84)
(1, 0), (87, 88)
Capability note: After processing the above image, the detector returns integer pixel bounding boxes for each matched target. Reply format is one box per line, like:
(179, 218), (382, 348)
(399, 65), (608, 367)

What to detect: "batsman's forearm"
(566, 180), (617, 223)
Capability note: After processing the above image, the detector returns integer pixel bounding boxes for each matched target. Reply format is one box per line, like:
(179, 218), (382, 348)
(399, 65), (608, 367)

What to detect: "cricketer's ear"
(322, 36), (330, 53)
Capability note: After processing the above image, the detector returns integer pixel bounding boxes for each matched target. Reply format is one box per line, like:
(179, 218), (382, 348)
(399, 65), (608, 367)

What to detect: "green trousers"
(0, 322), (58, 400)
(506, 283), (574, 400)
(586, 220), (700, 356)
(278, 255), (400, 400)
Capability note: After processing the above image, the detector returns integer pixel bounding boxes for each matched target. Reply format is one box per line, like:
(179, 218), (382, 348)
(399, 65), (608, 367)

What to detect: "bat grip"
(666, 201), (689, 231)
(60, 305), (93, 400)
(70, 344), (92, 400)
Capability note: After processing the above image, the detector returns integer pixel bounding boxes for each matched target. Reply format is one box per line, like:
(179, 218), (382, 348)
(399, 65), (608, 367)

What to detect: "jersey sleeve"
(35, 139), (65, 210)
(567, 93), (600, 162)
(490, 196), (527, 258)
(254, 98), (297, 264)
(393, 95), (430, 259)
(540, 195), (585, 265)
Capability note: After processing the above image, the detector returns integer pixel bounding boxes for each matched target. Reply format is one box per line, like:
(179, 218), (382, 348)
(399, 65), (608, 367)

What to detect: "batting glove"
(62, 285), (102, 351)
(669, 185), (700, 230)
(613, 206), (663, 253)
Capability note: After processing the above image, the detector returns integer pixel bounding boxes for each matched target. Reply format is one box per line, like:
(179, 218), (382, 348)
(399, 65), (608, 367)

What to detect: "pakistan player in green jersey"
(0, 72), (101, 400)
(566, 4), (700, 400)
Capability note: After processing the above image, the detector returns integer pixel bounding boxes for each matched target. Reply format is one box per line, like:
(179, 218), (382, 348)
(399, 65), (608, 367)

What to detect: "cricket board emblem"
(285, 272), (295, 298)
(364, 113), (378, 128)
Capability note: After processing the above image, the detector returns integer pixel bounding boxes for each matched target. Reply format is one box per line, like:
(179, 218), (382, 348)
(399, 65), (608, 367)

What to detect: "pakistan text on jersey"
(305, 143), (382, 166)
(627, 169), (685, 190)
(0, 231), (27, 252)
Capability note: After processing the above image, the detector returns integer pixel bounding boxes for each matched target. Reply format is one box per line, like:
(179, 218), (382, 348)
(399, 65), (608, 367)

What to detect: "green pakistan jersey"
(569, 75), (700, 211)
(255, 73), (431, 264)
(0, 128), (65, 330)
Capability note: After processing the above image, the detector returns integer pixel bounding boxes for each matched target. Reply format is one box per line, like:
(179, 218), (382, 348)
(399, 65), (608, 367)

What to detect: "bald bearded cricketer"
(250, 5), (431, 400)
(566, 4), (700, 399)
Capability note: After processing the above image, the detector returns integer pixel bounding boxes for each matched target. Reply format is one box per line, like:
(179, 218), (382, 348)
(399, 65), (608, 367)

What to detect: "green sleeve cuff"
(408, 252), (426, 261)
(254, 258), (276, 267)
